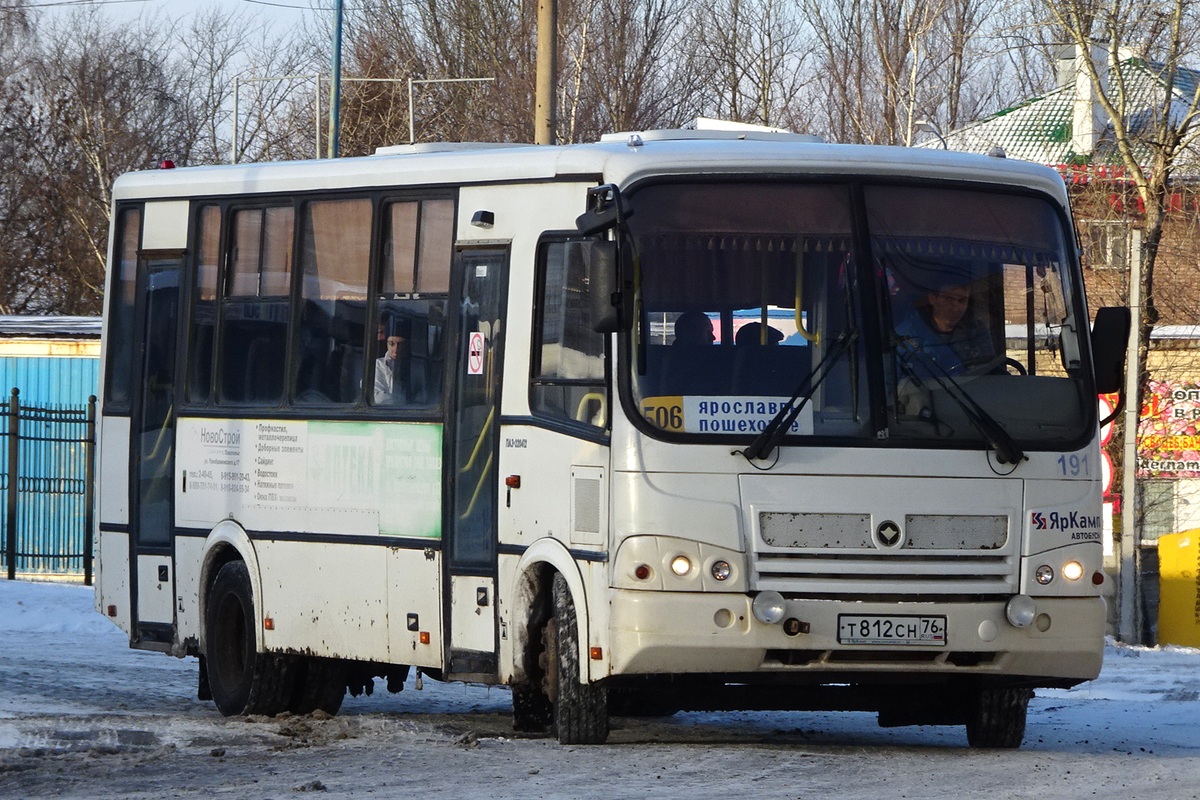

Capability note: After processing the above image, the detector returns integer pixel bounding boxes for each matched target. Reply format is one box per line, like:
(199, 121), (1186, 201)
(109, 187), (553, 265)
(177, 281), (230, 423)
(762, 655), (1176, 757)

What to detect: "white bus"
(95, 130), (1129, 748)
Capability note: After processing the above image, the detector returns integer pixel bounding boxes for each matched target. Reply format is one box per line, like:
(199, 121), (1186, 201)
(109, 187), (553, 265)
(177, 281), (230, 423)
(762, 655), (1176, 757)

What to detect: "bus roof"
(111, 133), (1070, 205)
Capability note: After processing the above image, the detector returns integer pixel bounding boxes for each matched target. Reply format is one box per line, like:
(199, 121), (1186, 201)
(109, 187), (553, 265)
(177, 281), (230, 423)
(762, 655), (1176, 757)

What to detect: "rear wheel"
(288, 657), (346, 715)
(548, 572), (608, 744)
(965, 687), (1032, 748)
(204, 560), (293, 717)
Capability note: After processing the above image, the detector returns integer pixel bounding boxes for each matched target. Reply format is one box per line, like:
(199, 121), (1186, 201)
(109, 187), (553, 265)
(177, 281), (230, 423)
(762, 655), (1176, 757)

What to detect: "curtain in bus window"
(219, 206), (294, 406)
(532, 240), (607, 429)
(383, 201), (418, 293)
(417, 199), (454, 293)
(186, 204), (220, 405)
(104, 206), (141, 410)
(295, 198), (371, 405)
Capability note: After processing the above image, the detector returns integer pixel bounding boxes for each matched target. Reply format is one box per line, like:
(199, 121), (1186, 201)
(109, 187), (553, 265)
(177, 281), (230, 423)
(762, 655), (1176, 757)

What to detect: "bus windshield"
(625, 180), (1090, 451)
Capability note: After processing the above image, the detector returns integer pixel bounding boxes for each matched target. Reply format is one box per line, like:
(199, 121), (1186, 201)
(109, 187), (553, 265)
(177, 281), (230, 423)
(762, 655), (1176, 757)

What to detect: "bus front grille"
(753, 511), (1018, 596)
(752, 551), (1017, 596)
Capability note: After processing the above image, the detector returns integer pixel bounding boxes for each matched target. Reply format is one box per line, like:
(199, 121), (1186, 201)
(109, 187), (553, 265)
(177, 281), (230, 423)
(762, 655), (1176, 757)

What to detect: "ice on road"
(2, 579), (1200, 799)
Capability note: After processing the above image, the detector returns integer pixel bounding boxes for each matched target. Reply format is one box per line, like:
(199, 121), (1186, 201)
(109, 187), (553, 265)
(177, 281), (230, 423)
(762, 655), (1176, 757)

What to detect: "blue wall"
(0, 357), (99, 408)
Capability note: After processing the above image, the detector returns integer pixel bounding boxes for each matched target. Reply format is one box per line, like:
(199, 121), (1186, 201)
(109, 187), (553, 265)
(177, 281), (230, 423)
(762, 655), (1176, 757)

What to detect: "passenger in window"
(735, 322), (783, 346)
(895, 277), (993, 375)
(672, 311), (715, 346)
(374, 317), (410, 404)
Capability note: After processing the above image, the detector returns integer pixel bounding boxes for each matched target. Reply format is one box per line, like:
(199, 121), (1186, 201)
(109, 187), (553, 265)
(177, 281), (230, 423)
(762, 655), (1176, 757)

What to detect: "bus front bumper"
(606, 589), (1104, 683)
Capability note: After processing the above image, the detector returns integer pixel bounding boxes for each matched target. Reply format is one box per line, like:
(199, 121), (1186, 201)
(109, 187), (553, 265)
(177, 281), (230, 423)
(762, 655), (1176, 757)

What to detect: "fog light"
(1005, 594), (1036, 628)
(711, 560), (732, 581)
(1062, 561), (1084, 581)
(1035, 564), (1054, 585)
(670, 555), (692, 576)
(752, 590), (787, 624)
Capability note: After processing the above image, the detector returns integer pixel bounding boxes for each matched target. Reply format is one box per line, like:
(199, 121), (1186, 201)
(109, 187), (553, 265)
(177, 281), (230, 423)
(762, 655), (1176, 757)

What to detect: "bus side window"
(294, 198), (370, 405)
(186, 204), (220, 405)
(531, 239), (608, 430)
(218, 206), (294, 406)
(370, 197), (453, 409)
(103, 205), (141, 412)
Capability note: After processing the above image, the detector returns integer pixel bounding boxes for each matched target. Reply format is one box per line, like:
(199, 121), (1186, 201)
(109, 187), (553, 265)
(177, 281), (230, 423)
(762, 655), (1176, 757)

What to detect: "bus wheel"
(288, 657), (346, 716)
(204, 560), (293, 717)
(548, 572), (608, 744)
(511, 684), (552, 733)
(965, 686), (1032, 748)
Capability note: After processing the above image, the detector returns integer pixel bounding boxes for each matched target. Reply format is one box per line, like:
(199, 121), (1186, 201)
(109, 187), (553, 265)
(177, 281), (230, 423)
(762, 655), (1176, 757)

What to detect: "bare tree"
(684, 0), (811, 128)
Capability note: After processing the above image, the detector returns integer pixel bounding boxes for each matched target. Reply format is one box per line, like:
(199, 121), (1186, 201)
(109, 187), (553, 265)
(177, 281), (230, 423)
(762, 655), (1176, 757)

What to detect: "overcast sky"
(35, 0), (321, 28)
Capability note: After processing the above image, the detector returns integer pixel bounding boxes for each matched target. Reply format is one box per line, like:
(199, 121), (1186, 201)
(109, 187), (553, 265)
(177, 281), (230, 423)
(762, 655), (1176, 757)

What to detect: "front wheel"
(204, 560), (294, 717)
(965, 687), (1032, 748)
(548, 572), (608, 744)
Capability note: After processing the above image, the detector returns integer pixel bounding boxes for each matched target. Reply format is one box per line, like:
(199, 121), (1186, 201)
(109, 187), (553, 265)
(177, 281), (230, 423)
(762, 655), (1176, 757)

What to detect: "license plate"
(837, 614), (947, 646)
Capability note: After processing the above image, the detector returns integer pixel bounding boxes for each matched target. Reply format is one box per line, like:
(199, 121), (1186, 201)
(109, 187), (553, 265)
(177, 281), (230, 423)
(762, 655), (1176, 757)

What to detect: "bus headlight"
(1034, 564), (1054, 585)
(752, 591), (787, 624)
(670, 555), (692, 576)
(711, 560), (732, 581)
(1062, 561), (1084, 581)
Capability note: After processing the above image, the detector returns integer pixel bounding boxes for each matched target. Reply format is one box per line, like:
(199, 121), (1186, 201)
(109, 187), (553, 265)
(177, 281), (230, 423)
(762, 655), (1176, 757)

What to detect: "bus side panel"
(497, 424), (610, 681)
(98, 416), (130, 525)
(94, 415), (131, 633)
(257, 540), (391, 663)
(387, 547), (444, 670)
(174, 535), (204, 649)
(95, 530), (130, 635)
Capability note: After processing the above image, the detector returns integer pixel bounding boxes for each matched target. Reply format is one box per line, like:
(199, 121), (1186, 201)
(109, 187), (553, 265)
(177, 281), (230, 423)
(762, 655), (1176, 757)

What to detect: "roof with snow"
(929, 57), (1200, 174)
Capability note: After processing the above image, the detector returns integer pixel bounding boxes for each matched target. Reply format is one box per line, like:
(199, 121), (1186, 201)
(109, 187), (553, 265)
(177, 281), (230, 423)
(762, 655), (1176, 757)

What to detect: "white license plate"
(837, 614), (947, 646)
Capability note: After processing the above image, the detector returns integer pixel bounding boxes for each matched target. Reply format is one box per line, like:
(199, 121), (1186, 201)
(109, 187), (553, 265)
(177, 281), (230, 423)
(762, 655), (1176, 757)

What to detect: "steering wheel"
(965, 355), (1027, 376)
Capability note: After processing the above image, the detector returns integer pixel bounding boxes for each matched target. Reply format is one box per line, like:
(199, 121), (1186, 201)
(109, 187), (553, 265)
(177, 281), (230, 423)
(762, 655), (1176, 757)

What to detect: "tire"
(965, 687), (1032, 748)
(511, 684), (552, 733)
(204, 560), (294, 717)
(549, 572), (608, 744)
(289, 657), (346, 716)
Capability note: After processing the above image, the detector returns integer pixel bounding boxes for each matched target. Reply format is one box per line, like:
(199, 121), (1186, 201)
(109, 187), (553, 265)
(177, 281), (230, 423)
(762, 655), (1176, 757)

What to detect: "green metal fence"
(1, 388), (96, 583)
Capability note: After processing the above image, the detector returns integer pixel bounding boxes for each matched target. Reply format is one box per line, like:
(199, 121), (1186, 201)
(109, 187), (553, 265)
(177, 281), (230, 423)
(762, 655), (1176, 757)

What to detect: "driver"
(895, 276), (994, 376)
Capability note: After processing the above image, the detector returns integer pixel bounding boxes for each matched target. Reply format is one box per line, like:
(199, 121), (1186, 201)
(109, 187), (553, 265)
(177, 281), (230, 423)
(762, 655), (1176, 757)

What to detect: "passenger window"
(371, 197), (453, 409)
(531, 239), (608, 430)
(219, 205), (294, 405)
(104, 205), (141, 411)
(186, 204), (220, 404)
(294, 198), (371, 405)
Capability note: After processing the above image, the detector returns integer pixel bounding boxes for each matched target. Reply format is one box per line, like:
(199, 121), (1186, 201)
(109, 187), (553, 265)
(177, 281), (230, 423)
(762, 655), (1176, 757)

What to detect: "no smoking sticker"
(468, 331), (485, 375)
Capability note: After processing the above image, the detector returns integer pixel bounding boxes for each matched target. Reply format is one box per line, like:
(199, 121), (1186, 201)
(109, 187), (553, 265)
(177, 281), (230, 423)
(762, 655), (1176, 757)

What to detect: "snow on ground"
(2, 578), (1200, 799)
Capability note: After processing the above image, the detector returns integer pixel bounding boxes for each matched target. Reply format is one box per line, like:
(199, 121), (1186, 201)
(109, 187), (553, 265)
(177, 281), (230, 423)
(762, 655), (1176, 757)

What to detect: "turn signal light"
(419, 631), (430, 645)
(263, 617), (274, 631)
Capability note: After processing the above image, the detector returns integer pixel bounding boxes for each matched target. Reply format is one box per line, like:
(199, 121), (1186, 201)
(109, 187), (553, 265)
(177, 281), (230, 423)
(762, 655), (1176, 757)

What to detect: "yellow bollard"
(1158, 529), (1200, 647)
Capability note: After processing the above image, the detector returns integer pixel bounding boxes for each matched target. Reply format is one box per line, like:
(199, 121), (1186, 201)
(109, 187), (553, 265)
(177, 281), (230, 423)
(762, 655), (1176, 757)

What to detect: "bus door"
(445, 245), (509, 678)
(128, 251), (183, 649)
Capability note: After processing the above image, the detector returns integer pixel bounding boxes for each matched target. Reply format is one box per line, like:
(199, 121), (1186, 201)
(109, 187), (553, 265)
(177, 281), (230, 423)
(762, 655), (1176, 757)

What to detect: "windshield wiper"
(894, 339), (1025, 466)
(742, 330), (857, 462)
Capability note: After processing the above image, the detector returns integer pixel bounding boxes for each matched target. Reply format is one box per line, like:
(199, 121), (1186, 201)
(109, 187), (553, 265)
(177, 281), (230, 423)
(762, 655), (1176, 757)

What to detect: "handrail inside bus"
(574, 392), (606, 424)
(459, 406), (495, 474)
(459, 451), (494, 520)
(794, 261), (820, 344)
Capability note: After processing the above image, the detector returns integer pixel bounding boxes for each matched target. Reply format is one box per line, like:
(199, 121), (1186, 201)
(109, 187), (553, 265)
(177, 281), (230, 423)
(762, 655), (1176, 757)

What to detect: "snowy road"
(3, 580), (1200, 799)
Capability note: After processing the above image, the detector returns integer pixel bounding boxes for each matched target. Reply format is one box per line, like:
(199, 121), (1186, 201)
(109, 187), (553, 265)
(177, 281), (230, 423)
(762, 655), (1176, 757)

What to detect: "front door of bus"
(129, 252), (182, 648)
(446, 246), (509, 677)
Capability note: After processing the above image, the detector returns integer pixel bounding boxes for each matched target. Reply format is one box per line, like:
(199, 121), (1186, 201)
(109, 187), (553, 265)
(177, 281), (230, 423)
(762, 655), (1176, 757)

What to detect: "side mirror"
(1091, 306), (1131, 395)
(585, 239), (622, 333)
